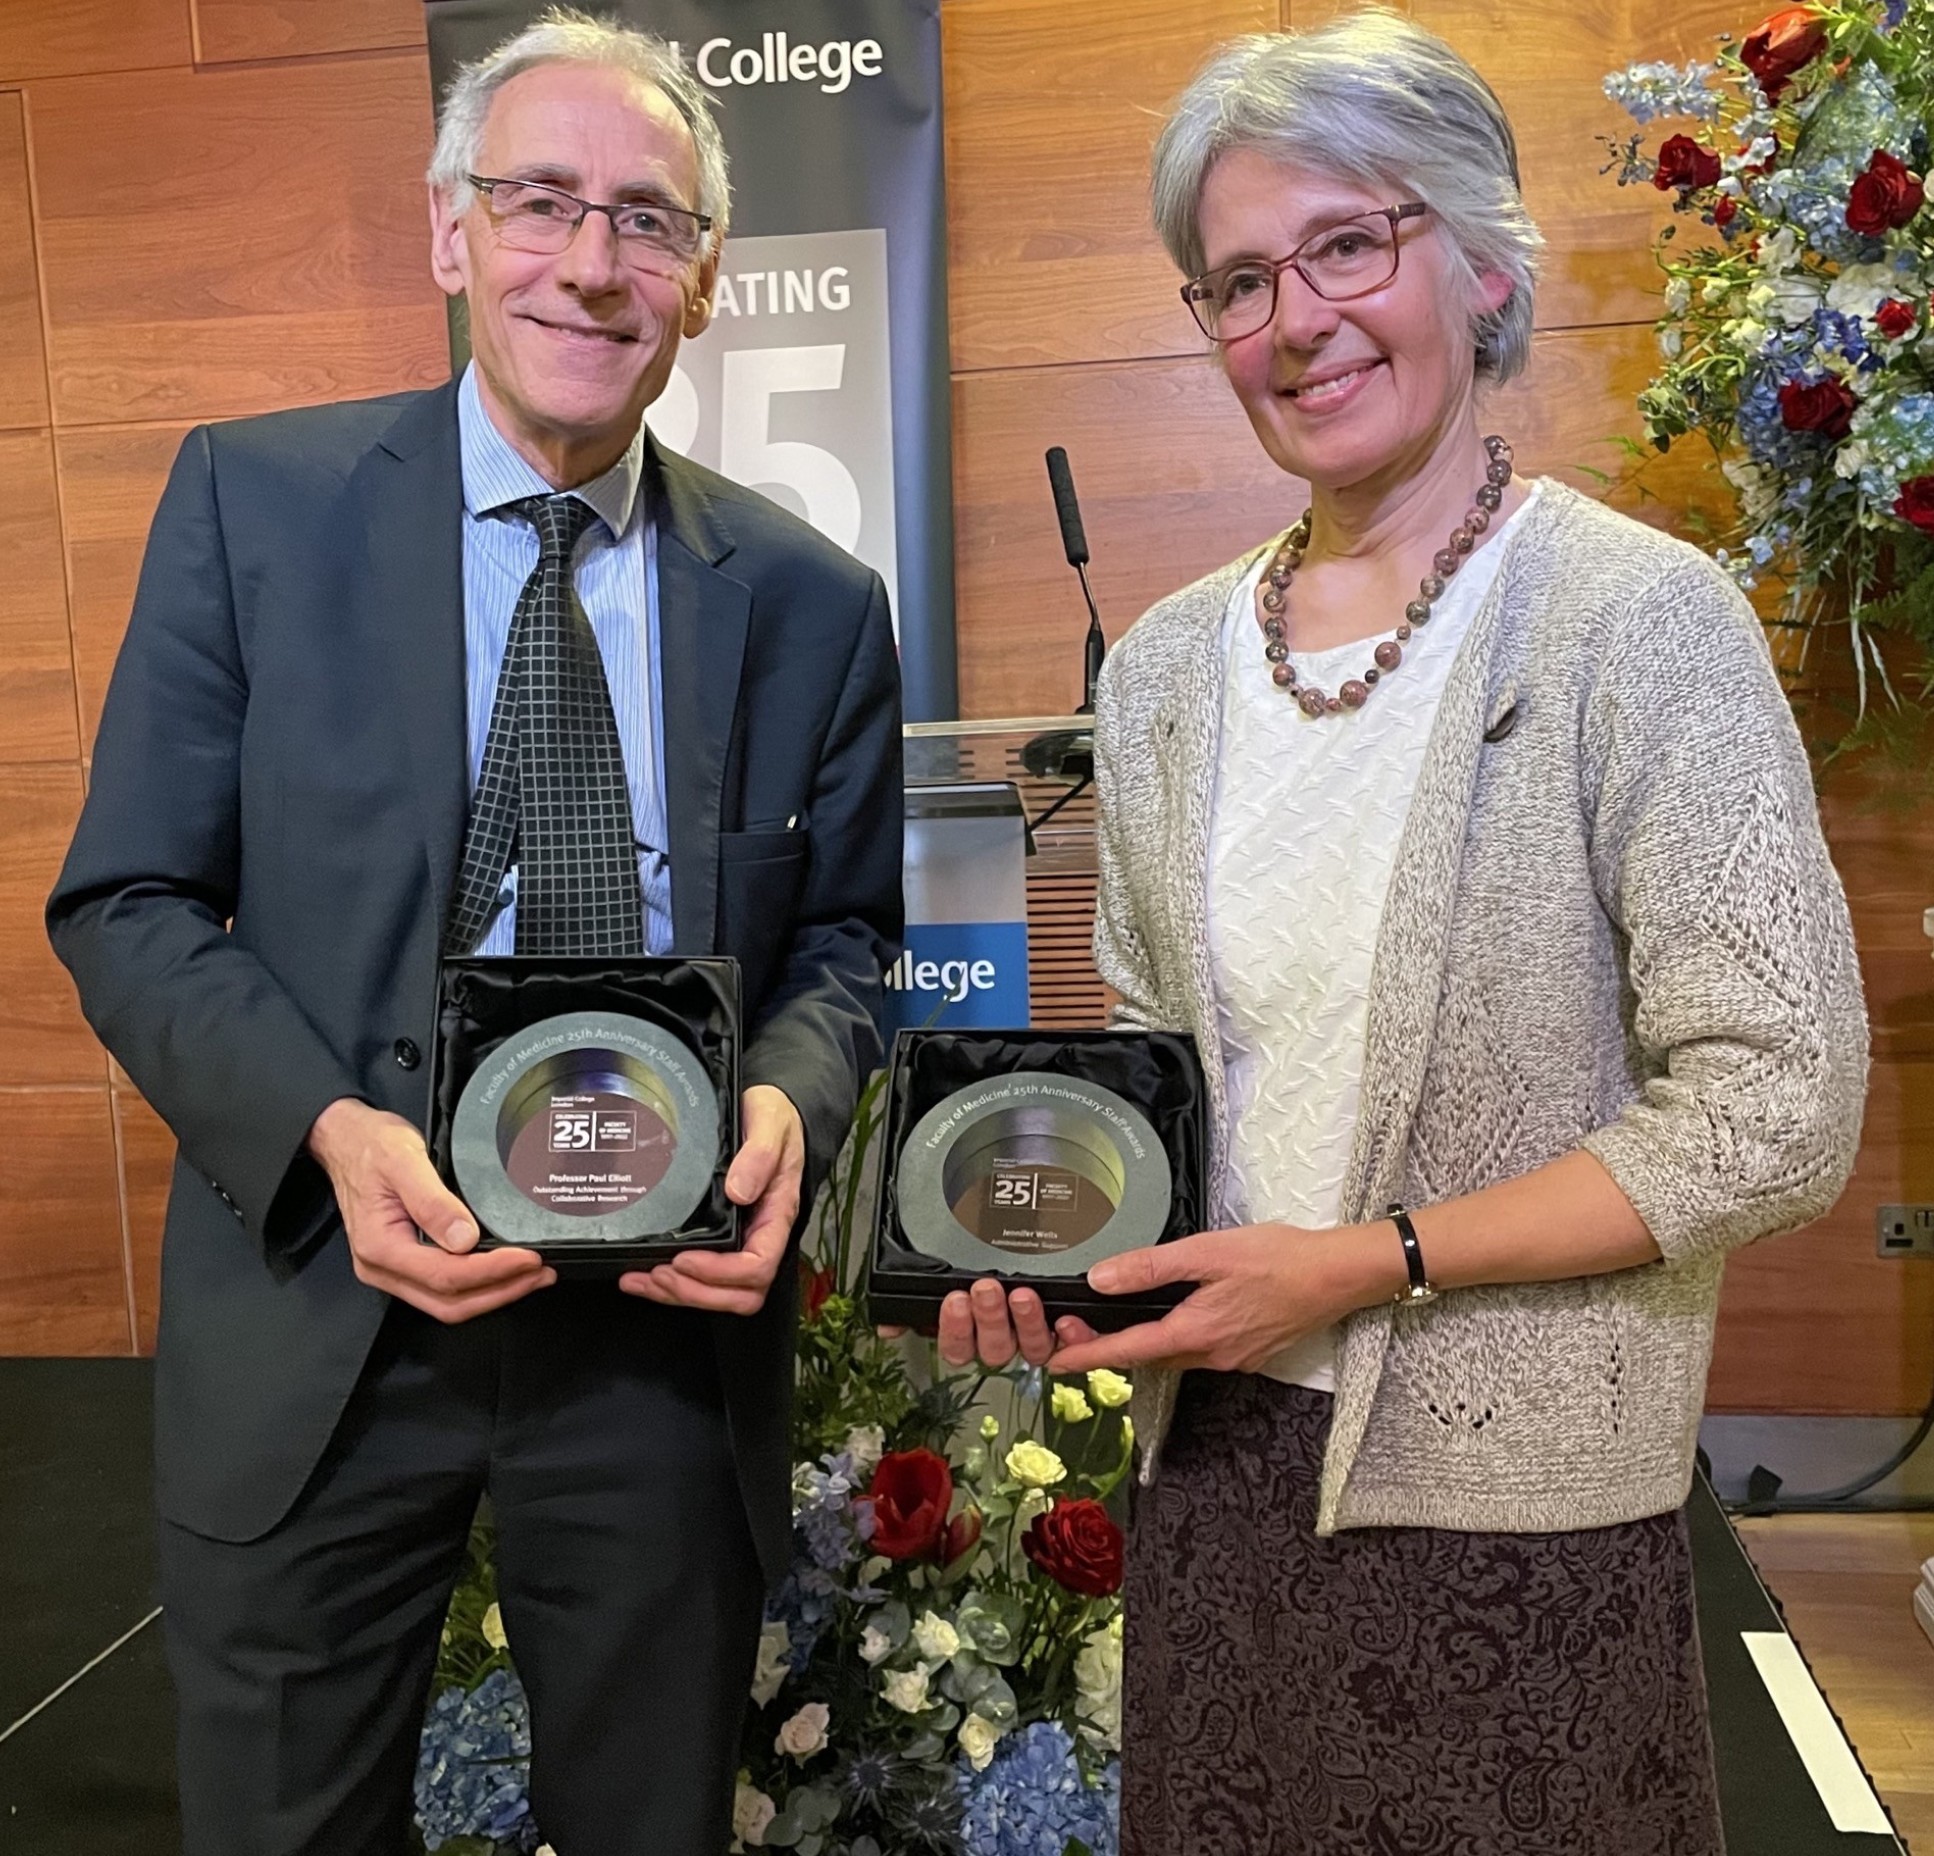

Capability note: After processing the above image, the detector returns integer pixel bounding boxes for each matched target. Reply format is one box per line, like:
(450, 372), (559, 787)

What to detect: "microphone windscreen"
(1044, 446), (1090, 566)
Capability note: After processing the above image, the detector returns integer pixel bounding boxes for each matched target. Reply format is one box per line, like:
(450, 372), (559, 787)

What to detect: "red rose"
(941, 1505), (983, 1566)
(1021, 1497), (1124, 1598)
(1847, 150), (1925, 236)
(1777, 377), (1856, 439)
(1874, 297), (1916, 338)
(1713, 196), (1739, 228)
(860, 1449), (953, 1560)
(1894, 476), (1934, 533)
(801, 1262), (835, 1323)
(1741, 6), (1828, 103)
(1653, 135), (1723, 193)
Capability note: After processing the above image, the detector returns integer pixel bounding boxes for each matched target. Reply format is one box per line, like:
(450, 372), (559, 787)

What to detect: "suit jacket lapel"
(360, 383), (469, 932)
(649, 441), (748, 955)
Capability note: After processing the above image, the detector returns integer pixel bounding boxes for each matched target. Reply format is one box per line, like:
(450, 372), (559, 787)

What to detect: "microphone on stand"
(1022, 447), (1104, 799)
(1045, 445), (1106, 714)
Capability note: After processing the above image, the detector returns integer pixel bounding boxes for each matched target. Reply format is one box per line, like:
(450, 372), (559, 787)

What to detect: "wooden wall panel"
(30, 54), (448, 425)
(115, 1088), (173, 1355)
(943, 0), (1277, 374)
(194, 0), (426, 64)
(0, 93), (48, 429)
(0, 0), (189, 85)
(0, 431), (80, 762)
(953, 320), (1731, 720)
(1291, 0), (1746, 332)
(0, 764), (102, 1086)
(1709, 1061), (1934, 1413)
(57, 422), (193, 752)
(0, 1086), (127, 1353)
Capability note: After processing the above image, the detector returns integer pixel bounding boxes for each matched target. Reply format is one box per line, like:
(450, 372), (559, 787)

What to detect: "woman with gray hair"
(940, 11), (1868, 1852)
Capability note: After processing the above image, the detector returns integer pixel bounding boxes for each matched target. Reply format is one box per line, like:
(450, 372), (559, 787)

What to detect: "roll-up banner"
(424, 0), (958, 720)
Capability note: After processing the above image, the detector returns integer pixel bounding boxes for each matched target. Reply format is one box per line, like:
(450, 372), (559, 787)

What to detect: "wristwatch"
(1387, 1206), (1437, 1306)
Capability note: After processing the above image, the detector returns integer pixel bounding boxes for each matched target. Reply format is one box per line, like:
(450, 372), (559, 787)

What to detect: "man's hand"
(620, 1085), (805, 1316)
(307, 1098), (554, 1322)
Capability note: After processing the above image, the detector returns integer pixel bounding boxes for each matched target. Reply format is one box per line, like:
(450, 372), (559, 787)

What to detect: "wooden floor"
(1738, 1511), (1934, 1852)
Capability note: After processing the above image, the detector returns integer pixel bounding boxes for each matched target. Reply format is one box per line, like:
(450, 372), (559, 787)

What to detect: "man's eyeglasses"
(466, 175), (712, 272)
(1181, 203), (1429, 343)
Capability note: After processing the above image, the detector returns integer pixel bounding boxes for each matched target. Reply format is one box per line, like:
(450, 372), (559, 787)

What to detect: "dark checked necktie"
(444, 494), (646, 958)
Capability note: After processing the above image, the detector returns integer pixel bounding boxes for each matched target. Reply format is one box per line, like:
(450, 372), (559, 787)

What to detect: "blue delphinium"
(957, 1722), (1119, 1856)
(1603, 61), (1721, 124)
(414, 1668), (541, 1852)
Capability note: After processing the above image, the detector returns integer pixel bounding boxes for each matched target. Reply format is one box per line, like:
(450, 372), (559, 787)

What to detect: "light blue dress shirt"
(456, 364), (673, 954)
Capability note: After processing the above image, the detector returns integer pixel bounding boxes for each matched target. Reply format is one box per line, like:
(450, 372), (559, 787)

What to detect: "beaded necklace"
(1258, 434), (1514, 718)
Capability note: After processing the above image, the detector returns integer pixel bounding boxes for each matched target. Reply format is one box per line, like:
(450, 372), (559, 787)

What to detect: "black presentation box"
(868, 1027), (1207, 1333)
(428, 956), (741, 1278)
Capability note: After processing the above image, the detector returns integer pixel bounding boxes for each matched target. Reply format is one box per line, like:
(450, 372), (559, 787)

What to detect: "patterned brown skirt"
(1122, 1373), (1725, 1856)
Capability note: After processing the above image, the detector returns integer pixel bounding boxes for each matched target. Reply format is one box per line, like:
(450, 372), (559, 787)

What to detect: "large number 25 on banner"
(425, 0), (957, 720)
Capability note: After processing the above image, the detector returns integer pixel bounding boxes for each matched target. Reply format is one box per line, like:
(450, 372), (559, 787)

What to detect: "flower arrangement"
(412, 1077), (1132, 1856)
(1603, 0), (1934, 755)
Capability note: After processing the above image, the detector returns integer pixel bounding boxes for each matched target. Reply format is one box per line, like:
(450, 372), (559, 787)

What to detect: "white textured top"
(1206, 484), (1541, 1391)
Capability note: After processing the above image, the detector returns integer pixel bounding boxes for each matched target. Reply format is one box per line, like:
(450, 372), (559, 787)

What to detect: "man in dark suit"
(46, 17), (901, 1855)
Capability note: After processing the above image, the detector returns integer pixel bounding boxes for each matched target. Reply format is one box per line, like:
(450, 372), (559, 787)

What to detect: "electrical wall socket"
(1877, 1205), (1934, 1257)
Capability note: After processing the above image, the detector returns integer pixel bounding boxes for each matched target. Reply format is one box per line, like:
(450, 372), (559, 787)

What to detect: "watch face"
(895, 1072), (1171, 1278)
(452, 1012), (719, 1245)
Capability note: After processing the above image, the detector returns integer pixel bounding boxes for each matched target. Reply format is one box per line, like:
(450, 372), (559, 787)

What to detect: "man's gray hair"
(428, 6), (731, 247)
(1151, 10), (1541, 383)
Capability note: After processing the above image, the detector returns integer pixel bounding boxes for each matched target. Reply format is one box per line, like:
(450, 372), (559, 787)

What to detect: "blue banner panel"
(883, 921), (1030, 1032)
(424, 0), (958, 719)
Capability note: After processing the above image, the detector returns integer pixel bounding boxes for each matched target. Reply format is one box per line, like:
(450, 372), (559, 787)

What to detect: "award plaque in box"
(869, 1028), (1207, 1332)
(427, 958), (741, 1274)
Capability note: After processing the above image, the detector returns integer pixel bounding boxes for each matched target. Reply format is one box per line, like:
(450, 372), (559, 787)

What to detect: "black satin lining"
(428, 957), (741, 1246)
(871, 1029), (1207, 1315)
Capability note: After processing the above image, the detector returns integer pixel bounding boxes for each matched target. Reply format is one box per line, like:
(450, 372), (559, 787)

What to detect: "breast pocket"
(716, 827), (811, 1011)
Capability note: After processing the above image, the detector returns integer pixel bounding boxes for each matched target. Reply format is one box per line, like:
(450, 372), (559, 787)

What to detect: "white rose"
(775, 1700), (831, 1760)
(882, 1664), (932, 1713)
(1746, 275), (1820, 327)
(858, 1623), (895, 1666)
(1760, 225), (1801, 273)
(1662, 276), (1691, 315)
(845, 1424), (886, 1479)
(1834, 439), (1870, 479)
(481, 1603), (508, 1652)
(1657, 326), (1682, 358)
(1075, 1616), (1125, 1751)
(750, 1620), (792, 1706)
(911, 1610), (961, 1661)
(732, 1780), (777, 1848)
(958, 1712), (1002, 1772)
(1086, 1369), (1133, 1409)
(1827, 260), (1897, 321)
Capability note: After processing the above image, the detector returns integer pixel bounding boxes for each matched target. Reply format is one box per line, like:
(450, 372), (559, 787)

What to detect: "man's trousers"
(159, 1283), (765, 1856)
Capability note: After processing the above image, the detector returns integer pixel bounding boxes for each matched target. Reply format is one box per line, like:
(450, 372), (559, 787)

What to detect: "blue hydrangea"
(957, 1722), (1119, 1856)
(794, 1449), (871, 1576)
(1603, 61), (1721, 124)
(1849, 390), (1934, 501)
(414, 1669), (540, 1852)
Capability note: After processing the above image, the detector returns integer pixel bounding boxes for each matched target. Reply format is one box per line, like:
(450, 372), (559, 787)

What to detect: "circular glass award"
(894, 1071), (1171, 1277)
(451, 1011), (720, 1246)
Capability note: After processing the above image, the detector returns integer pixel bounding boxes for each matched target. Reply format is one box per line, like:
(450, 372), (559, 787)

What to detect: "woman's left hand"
(1045, 1222), (1391, 1375)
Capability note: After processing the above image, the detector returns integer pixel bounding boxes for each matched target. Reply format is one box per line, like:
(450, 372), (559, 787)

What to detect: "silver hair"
(428, 6), (731, 248)
(1151, 10), (1541, 383)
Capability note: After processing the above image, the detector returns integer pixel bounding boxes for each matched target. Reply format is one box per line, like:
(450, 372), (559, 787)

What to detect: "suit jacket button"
(394, 1038), (422, 1071)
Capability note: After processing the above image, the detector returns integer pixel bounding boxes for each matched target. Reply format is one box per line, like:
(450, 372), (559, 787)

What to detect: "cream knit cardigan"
(1092, 480), (1869, 1535)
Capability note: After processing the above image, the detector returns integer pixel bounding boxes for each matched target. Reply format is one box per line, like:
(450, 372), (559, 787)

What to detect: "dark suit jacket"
(47, 380), (903, 1584)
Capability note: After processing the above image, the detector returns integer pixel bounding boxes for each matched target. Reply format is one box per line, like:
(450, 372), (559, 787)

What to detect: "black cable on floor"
(1730, 1387), (1934, 1516)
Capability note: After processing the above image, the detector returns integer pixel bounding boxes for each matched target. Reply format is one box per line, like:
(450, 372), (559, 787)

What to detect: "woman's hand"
(1045, 1222), (1397, 1375)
